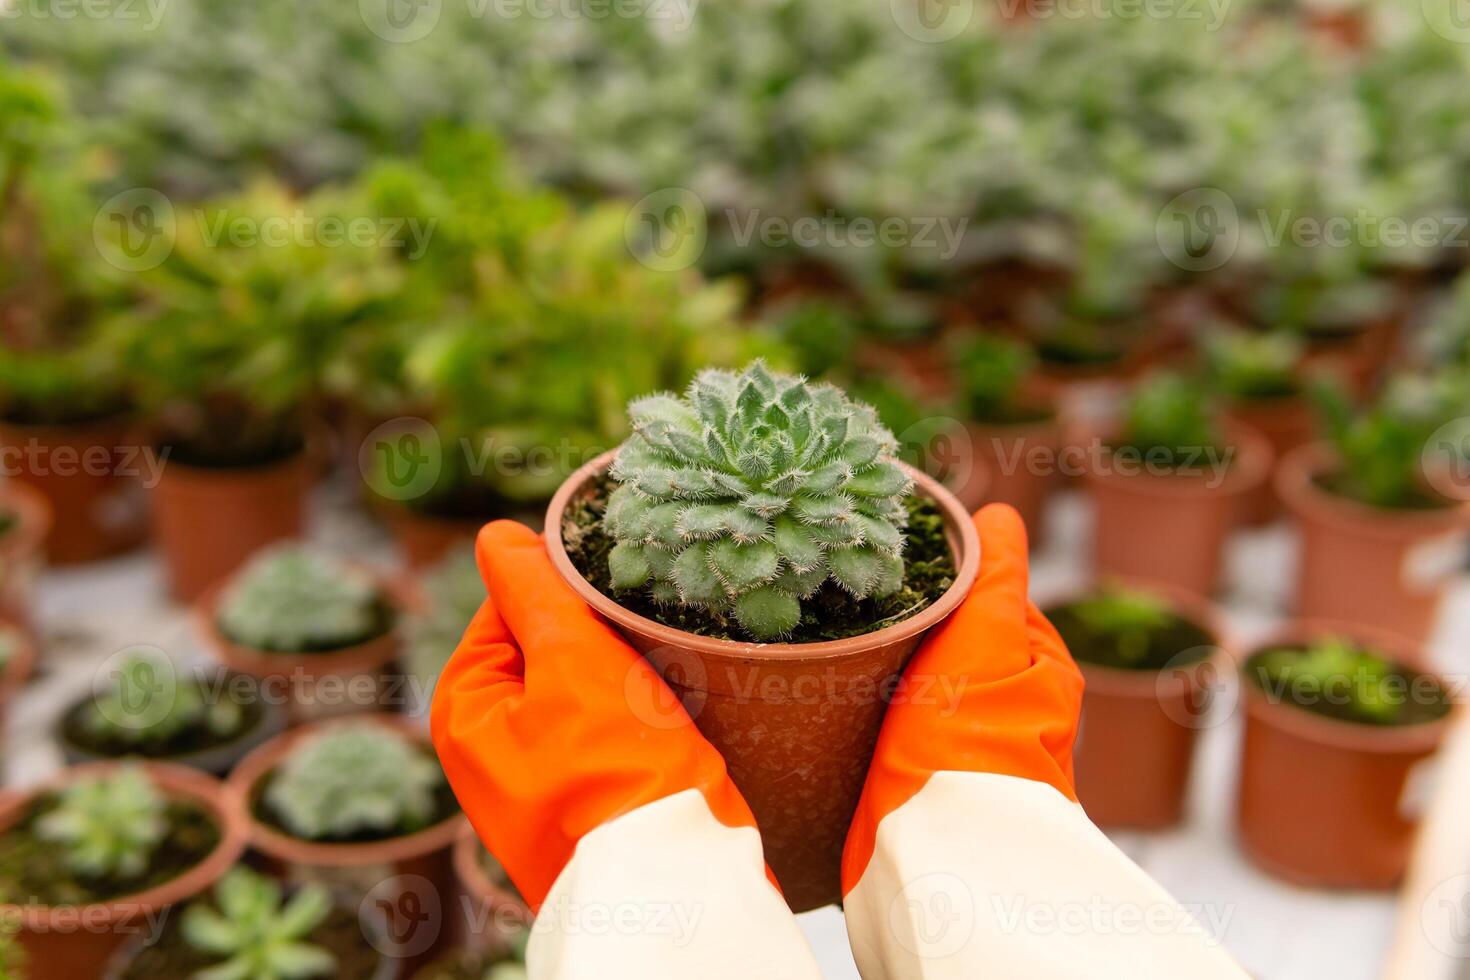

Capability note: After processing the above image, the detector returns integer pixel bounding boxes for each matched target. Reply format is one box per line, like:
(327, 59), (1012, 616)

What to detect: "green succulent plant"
(1069, 587), (1175, 667)
(1204, 329), (1303, 402)
(1252, 636), (1401, 725)
(604, 360), (912, 640)
(405, 547), (486, 701)
(1115, 373), (1224, 469)
(36, 767), (167, 880)
(263, 724), (446, 841)
(181, 868), (336, 980)
(951, 333), (1046, 424)
(217, 547), (386, 653)
(81, 653), (245, 749)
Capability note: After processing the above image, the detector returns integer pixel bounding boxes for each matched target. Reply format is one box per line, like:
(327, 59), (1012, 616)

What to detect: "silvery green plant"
(36, 767), (167, 880)
(264, 725), (445, 841)
(604, 361), (913, 640)
(406, 547), (485, 700)
(181, 868), (336, 980)
(218, 547), (382, 652)
(83, 653), (244, 747)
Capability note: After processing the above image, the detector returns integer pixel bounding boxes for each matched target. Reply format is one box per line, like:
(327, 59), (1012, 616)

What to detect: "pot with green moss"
(196, 547), (404, 724)
(0, 482), (50, 645)
(450, 823), (530, 956)
(104, 865), (395, 980)
(56, 650), (286, 776)
(1043, 583), (1226, 830)
(1238, 627), (1457, 888)
(1085, 373), (1272, 596)
(0, 763), (247, 978)
(545, 362), (981, 912)
(228, 716), (464, 974)
(413, 930), (526, 980)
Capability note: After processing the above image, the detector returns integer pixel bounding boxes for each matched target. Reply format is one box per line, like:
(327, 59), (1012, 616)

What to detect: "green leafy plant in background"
(604, 361), (912, 640)
(217, 547), (386, 652)
(1069, 587), (1174, 667)
(0, 918), (24, 980)
(81, 652), (244, 750)
(1312, 371), (1465, 509)
(1203, 328), (1303, 402)
(405, 547), (485, 699)
(951, 333), (1046, 424)
(36, 767), (166, 880)
(263, 724), (445, 841)
(1114, 372), (1224, 469)
(181, 867), (335, 980)
(1252, 636), (1401, 725)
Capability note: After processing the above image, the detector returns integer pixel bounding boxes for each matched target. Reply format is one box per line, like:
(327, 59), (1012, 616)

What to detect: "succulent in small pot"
(1205, 328), (1316, 525)
(1279, 374), (1470, 643)
(106, 866), (395, 980)
(57, 650), (286, 776)
(1246, 274), (1404, 396)
(547, 361), (980, 911)
(413, 927), (527, 980)
(1043, 583), (1226, 830)
(229, 717), (463, 974)
(1237, 628), (1457, 888)
(1084, 372), (1271, 596)
(950, 333), (1061, 539)
(197, 546), (403, 724)
(0, 763), (247, 978)
(0, 482), (50, 647)
(449, 824), (530, 957)
(853, 292), (956, 398)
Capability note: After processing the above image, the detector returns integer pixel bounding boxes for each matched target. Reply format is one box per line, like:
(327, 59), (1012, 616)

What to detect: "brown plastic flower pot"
(229, 716), (465, 977)
(0, 481), (50, 646)
(0, 624), (37, 759)
(1048, 585), (1229, 830)
(149, 453), (311, 602)
(1236, 625), (1456, 889)
(0, 417), (149, 564)
(1277, 443), (1470, 644)
(545, 451), (981, 912)
(385, 504), (488, 571)
(1085, 422), (1272, 597)
(195, 582), (404, 725)
(450, 822), (530, 955)
(1224, 395), (1316, 526)
(964, 413), (1062, 545)
(0, 761), (248, 980)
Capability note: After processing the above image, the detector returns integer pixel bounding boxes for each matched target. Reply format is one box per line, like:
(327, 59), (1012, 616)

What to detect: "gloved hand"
(431, 521), (821, 978)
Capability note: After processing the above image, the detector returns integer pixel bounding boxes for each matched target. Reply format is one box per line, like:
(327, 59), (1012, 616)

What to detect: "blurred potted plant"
(197, 546), (403, 723)
(105, 866), (394, 980)
(0, 482), (49, 645)
(1205, 328), (1316, 524)
(854, 291), (957, 399)
(1043, 583), (1225, 829)
(402, 547), (485, 718)
(0, 764), (246, 977)
(950, 332), (1061, 539)
(449, 825), (530, 955)
(56, 650), (285, 776)
(544, 361), (980, 911)
(1238, 629), (1456, 888)
(1085, 372), (1271, 595)
(0, 623), (36, 755)
(414, 927), (527, 980)
(229, 717), (462, 973)
(1279, 373), (1470, 642)
(105, 180), (399, 599)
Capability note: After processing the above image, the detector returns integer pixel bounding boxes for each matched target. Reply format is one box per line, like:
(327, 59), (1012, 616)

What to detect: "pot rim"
(0, 761), (249, 927)
(228, 714), (464, 867)
(0, 622), (37, 700)
(1039, 579), (1232, 697)
(0, 413), (139, 439)
(1239, 619), (1460, 753)
(1081, 420), (1273, 499)
(1276, 442), (1470, 539)
(452, 822), (532, 926)
(153, 449), (311, 488)
(0, 481), (53, 559)
(543, 449), (981, 663)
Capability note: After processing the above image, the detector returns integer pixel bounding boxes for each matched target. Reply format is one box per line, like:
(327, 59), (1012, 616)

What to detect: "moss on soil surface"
(0, 798), (220, 906)
(564, 475), (957, 643)
(1046, 603), (1214, 672)
(60, 688), (265, 760)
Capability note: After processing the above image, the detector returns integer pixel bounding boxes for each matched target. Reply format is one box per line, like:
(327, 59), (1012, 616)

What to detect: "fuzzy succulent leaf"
(604, 361), (912, 640)
(183, 868), (336, 980)
(218, 546), (385, 652)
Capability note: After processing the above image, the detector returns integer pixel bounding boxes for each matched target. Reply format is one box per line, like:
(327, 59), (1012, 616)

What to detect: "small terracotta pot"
(450, 823), (530, 956)
(149, 453), (311, 601)
(1278, 444), (1470, 644)
(855, 334), (955, 400)
(195, 584), (403, 725)
(1047, 585), (1229, 830)
(0, 481), (50, 646)
(385, 505), (487, 571)
(0, 623), (37, 759)
(545, 451), (981, 912)
(1085, 422), (1272, 597)
(229, 716), (464, 978)
(964, 413), (1062, 545)
(0, 417), (149, 564)
(0, 762), (248, 980)
(1224, 394), (1317, 526)
(1236, 624), (1455, 889)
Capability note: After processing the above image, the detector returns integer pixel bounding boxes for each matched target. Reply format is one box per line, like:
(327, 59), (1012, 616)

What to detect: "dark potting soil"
(564, 475), (958, 643)
(1312, 472), (1453, 512)
(969, 401), (1054, 427)
(1045, 604), (1214, 672)
(219, 598), (398, 654)
(0, 509), (14, 538)
(1034, 337), (1128, 370)
(251, 758), (461, 845)
(0, 799), (220, 906)
(1244, 648), (1454, 727)
(58, 687), (266, 760)
(414, 951), (513, 980)
(117, 902), (383, 980)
